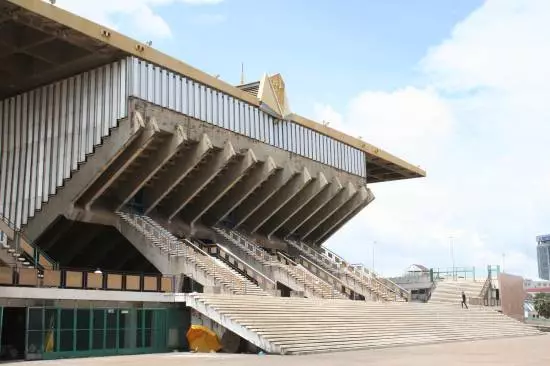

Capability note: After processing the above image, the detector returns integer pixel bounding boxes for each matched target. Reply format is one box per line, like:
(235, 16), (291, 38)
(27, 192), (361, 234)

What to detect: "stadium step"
(214, 226), (346, 299)
(430, 279), (486, 304)
(185, 293), (542, 355)
(116, 212), (268, 296)
(286, 238), (410, 301)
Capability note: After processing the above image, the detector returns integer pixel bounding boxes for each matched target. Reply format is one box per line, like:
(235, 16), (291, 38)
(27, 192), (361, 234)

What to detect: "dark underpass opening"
(35, 217), (159, 274)
(1, 307), (26, 361)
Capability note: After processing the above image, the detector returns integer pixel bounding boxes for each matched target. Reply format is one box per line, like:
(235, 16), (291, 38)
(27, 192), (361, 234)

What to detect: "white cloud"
(320, 0), (550, 279)
(47, 0), (223, 38)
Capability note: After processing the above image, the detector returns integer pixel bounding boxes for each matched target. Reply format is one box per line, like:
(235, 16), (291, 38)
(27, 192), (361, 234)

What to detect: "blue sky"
(153, 0), (483, 116)
(54, 0), (550, 279)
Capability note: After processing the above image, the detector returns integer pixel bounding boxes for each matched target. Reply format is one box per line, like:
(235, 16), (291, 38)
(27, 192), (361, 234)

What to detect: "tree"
(533, 293), (550, 319)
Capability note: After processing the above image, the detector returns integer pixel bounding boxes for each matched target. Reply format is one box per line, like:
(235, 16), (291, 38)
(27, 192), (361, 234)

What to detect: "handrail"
(0, 214), (58, 270)
(479, 274), (491, 299)
(276, 251), (344, 299)
(216, 226), (344, 299)
(119, 212), (266, 295)
(288, 237), (408, 301)
(298, 254), (343, 286)
(213, 244), (276, 287)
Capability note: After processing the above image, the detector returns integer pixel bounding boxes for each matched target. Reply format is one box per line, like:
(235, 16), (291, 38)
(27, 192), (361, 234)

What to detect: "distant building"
(524, 278), (550, 290)
(536, 235), (550, 280)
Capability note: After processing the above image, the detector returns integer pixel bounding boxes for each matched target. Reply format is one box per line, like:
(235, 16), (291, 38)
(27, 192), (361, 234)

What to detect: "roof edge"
(289, 113), (426, 178)
(9, 0), (426, 178)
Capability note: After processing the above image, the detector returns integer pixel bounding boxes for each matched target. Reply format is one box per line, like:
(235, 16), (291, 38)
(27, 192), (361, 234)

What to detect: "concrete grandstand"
(0, 0), (541, 361)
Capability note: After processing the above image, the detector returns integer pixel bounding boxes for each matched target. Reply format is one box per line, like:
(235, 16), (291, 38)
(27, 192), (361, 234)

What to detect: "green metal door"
(0, 306), (3, 347)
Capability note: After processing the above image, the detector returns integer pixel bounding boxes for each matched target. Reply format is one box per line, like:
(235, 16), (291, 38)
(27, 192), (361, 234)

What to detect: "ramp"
(184, 294), (541, 355)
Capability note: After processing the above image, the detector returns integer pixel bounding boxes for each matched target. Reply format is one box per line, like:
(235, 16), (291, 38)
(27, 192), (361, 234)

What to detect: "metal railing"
(275, 251), (346, 299)
(118, 212), (269, 295)
(215, 226), (345, 299)
(287, 238), (409, 301)
(0, 214), (58, 270)
(205, 244), (277, 292)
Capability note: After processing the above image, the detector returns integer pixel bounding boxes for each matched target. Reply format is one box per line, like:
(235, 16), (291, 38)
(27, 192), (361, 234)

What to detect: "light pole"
(449, 236), (455, 280)
(502, 253), (506, 272)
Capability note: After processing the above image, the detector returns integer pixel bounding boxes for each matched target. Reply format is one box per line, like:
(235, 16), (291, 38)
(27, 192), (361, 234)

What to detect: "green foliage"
(534, 293), (550, 319)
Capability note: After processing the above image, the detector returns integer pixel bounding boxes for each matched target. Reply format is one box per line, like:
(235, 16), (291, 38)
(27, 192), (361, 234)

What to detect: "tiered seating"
(430, 279), (486, 304)
(186, 294), (541, 355)
(214, 227), (346, 299)
(117, 212), (266, 296)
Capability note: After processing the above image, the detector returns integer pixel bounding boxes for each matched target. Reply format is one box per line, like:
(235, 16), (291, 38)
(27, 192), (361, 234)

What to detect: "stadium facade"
(0, 0), (537, 361)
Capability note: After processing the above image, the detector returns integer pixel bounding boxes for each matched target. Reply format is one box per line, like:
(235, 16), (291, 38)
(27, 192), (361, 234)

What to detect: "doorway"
(1, 307), (27, 360)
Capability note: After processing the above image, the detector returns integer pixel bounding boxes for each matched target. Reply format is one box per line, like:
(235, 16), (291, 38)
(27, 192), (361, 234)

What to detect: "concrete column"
(232, 166), (296, 228)
(280, 178), (343, 239)
(143, 134), (213, 215)
(316, 189), (375, 245)
(114, 128), (188, 211)
(184, 149), (257, 226)
(294, 182), (357, 241)
(77, 117), (162, 210)
(263, 172), (328, 238)
(306, 186), (372, 244)
(244, 168), (313, 234)
(164, 141), (236, 221)
(207, 157), (277, 226)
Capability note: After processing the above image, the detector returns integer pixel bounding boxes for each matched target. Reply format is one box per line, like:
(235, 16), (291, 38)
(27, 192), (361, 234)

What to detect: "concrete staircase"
(185, 293), (541, 355)
(214, 226), (346, 299)
(0, 216), (57, 270)
(117, 212), (267, 296)
(430, 279), (486, 304)
(287, 239), (409, 301)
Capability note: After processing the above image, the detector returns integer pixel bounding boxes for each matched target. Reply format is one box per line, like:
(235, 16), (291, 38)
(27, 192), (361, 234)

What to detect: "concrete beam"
(232, 166), (296, 229)
(114, 126), (188, 211)
(316, 189), (375, 245)
(294, 182), (357, 241)
(77, 117), (162, 210)
(208, 157), (277, 226)
(263, 172), (329, 238)
(164, 141), (237, 221)
(0, 286), (174, 303)
(306, 186), (372, 244)
(143, 134), (214, 215)
(184, 149), (257, 227)
(244, 168), (313, 234)
(280, 178), (343, 239)
(23, 114), (145, 243)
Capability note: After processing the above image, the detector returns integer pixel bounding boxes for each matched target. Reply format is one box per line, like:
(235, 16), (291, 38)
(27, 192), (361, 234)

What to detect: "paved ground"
(7, 335), (549, 366)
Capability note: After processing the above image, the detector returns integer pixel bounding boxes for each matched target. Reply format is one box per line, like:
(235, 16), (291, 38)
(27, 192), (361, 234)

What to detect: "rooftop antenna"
(240, 62), (245, 85)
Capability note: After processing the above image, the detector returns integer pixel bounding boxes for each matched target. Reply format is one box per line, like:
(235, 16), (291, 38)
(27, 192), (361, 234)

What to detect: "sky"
(49, 0), (550, 279)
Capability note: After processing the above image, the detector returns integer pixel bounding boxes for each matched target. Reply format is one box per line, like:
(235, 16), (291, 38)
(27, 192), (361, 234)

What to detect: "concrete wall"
(499, 272), (526, 321)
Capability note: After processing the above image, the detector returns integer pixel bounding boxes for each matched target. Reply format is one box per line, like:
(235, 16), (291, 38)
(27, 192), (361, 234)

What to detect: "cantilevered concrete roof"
(0, 0), (426, 183)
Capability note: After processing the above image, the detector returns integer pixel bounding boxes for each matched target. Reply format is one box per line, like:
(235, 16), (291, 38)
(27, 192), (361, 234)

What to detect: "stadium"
(0, 0), (542, 361)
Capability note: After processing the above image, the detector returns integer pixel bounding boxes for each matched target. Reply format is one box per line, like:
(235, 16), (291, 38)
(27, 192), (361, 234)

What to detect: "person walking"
(461, 291), (468, 309)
